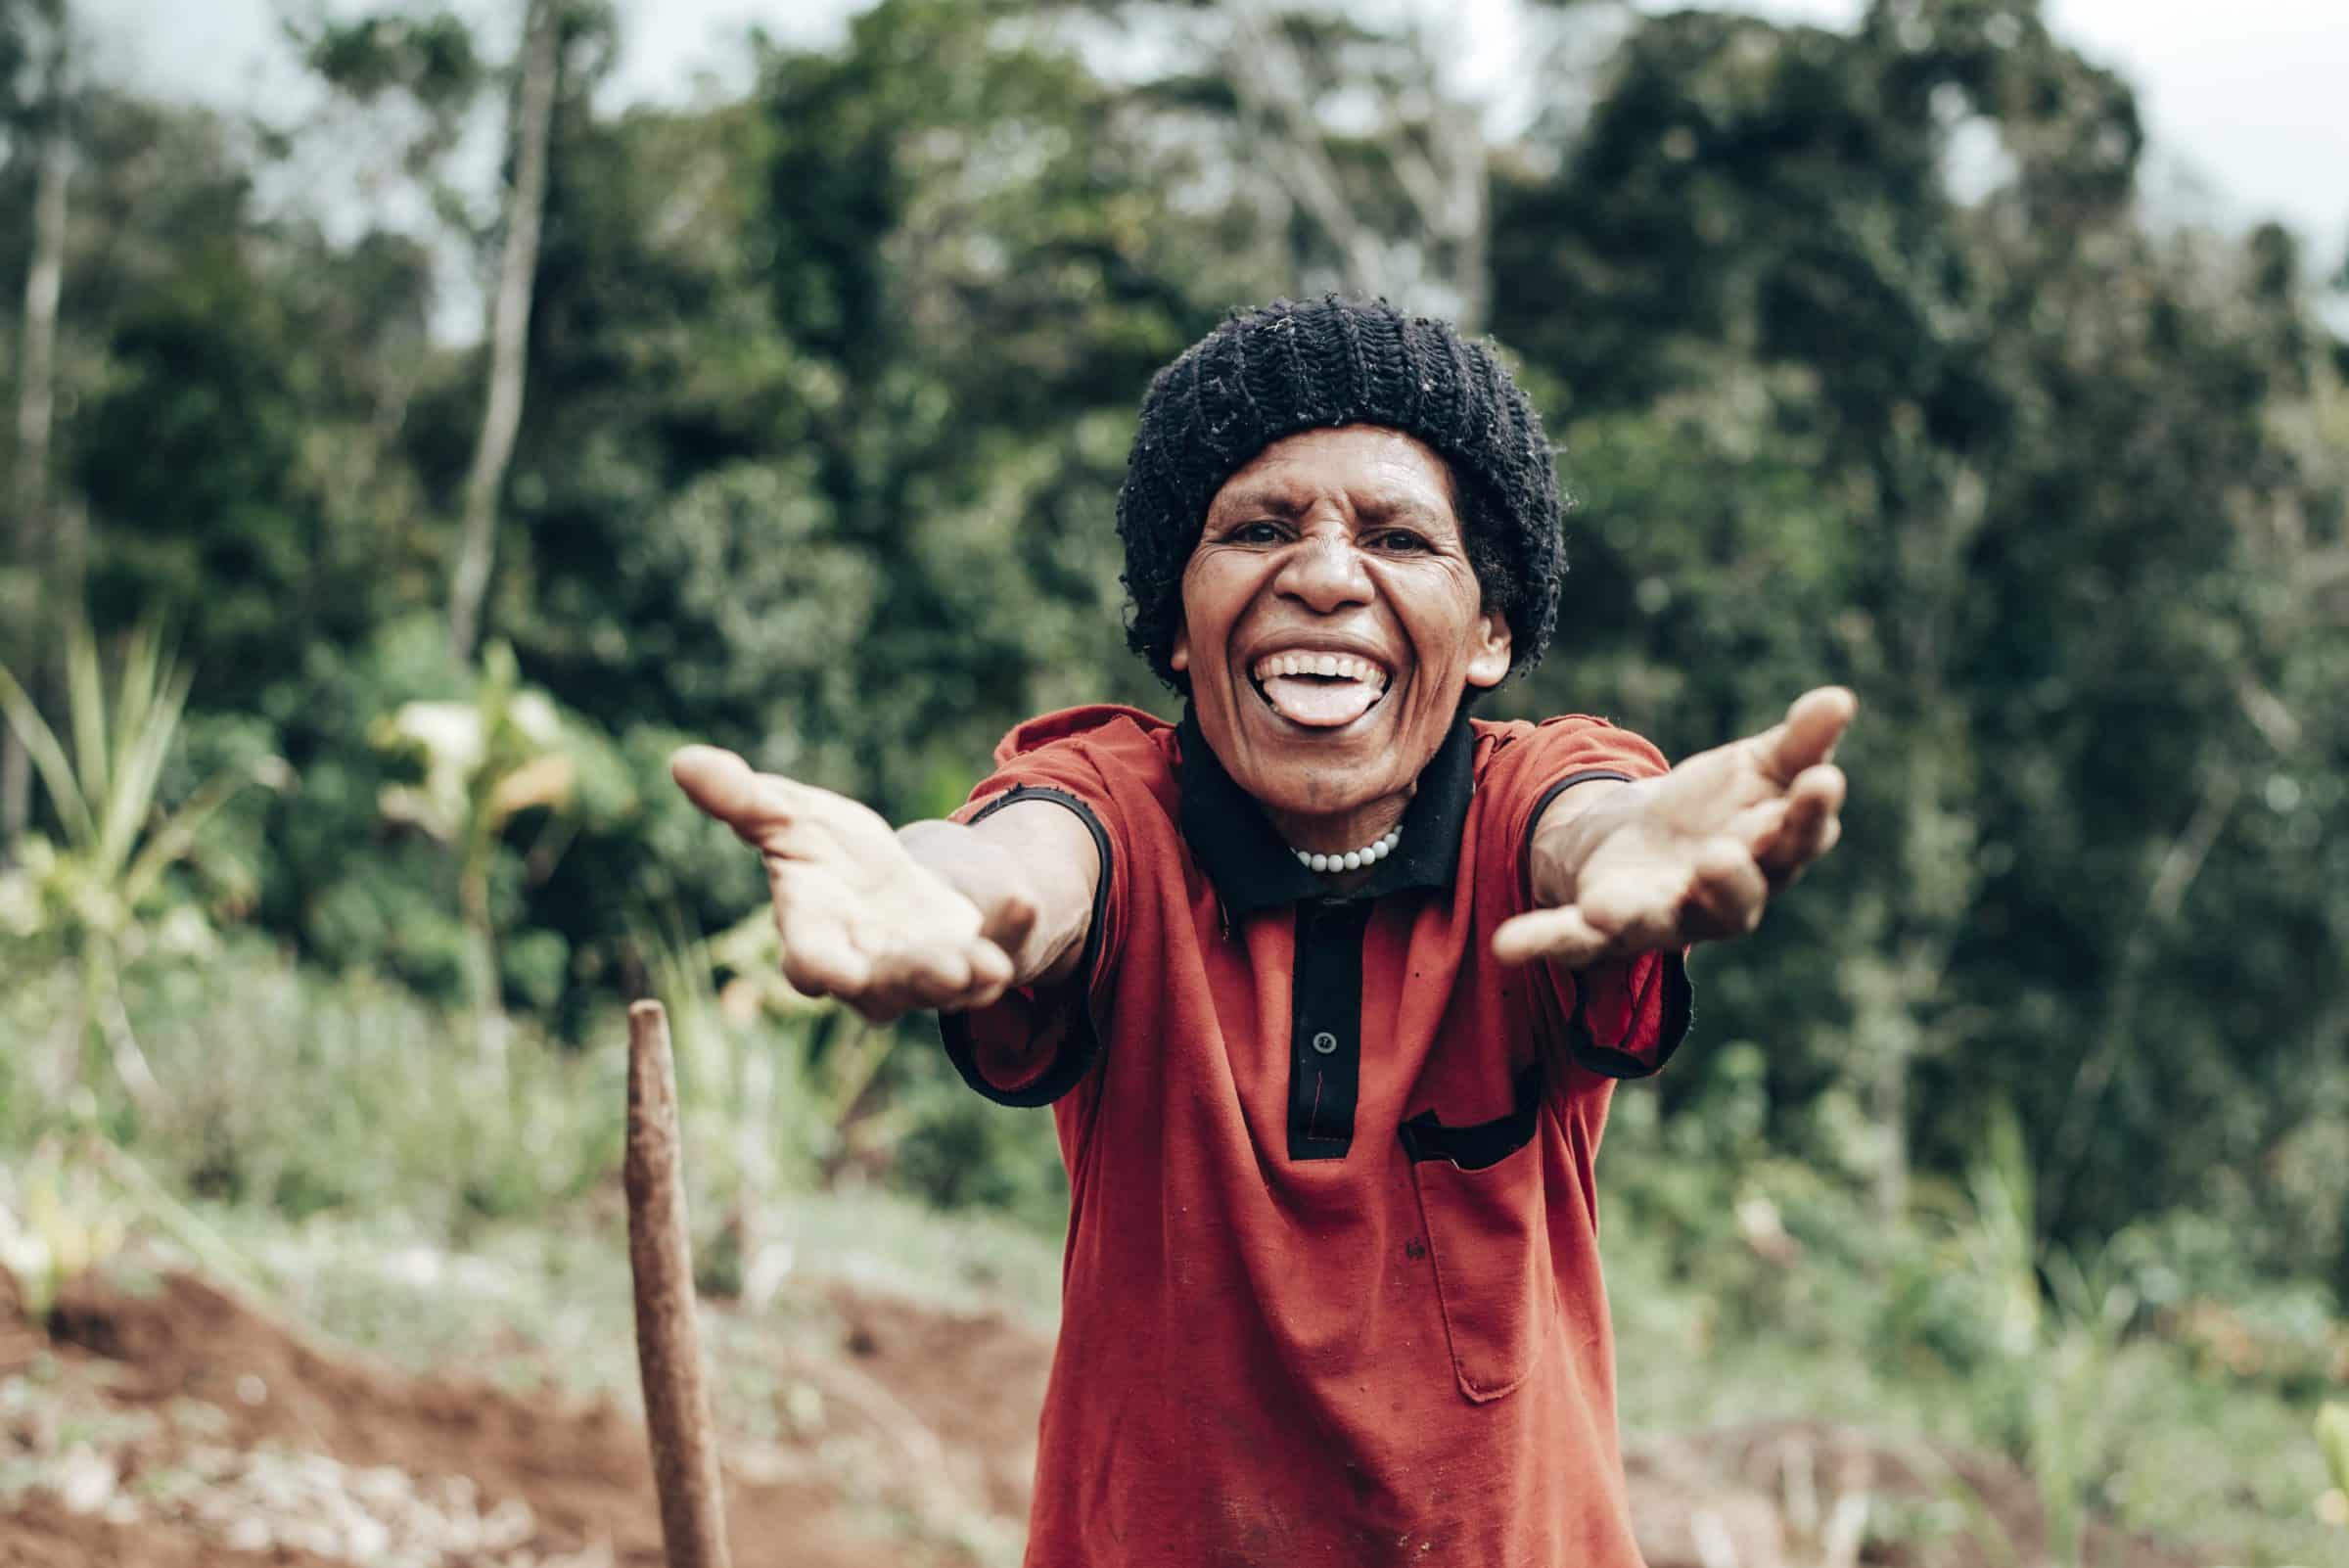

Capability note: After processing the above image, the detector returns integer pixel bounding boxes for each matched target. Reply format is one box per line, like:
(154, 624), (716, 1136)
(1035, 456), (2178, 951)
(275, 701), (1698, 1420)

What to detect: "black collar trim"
(1175, 705), (1473, 915)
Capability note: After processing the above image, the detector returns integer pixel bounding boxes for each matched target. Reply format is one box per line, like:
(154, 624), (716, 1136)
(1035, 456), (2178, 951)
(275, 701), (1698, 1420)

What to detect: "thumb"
(1757, 686), (1857, 783)
(669, 745), (793, 842)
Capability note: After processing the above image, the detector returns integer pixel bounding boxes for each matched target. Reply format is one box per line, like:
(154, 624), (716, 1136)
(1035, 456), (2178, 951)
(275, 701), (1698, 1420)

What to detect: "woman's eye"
(1372, 530), (1428, 553)
(1231, 522), (1284, 544)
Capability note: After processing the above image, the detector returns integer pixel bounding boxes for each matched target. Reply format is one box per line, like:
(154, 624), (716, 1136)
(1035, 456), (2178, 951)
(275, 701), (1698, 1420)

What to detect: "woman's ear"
(1171, 625), (1190, 673)
(1464, 609), (1512, 689)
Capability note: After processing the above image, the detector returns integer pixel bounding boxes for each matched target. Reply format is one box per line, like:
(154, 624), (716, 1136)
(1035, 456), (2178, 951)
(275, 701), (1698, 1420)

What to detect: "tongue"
(1262, 675), (1381, 728)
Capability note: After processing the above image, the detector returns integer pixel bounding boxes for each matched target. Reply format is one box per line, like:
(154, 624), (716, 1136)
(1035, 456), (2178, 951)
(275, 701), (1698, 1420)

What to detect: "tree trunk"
(3, 57), (72, 853)
(448, 0), (559, 666)
(1438, 94), (1489, 336)
(1221, 0), (1400, 300)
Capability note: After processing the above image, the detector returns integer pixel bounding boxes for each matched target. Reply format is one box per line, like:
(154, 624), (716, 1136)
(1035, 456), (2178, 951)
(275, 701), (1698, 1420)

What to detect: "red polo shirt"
(939, 704), (1690, 1567)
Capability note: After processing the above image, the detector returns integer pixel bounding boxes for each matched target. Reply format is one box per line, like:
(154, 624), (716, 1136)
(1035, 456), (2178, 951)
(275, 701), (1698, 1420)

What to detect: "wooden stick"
(625, 999), (733, 1568)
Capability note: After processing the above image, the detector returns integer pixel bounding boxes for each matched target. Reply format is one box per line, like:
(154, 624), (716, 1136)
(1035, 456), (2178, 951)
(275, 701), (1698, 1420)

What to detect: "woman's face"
(1174, 425), (1511, 853)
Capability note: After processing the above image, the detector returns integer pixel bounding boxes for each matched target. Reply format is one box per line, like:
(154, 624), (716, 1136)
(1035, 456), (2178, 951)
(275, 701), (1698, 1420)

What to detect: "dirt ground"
(1, 1266), (1041, 1567)
(0, 1264), (2198, 1568)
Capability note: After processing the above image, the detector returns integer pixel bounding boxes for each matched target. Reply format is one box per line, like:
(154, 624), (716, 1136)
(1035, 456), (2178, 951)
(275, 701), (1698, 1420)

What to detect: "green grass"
(1597, 1086), (2345, 1567)
(4, 940), (2342, 1568)
(200, 1186), (1061, 1413)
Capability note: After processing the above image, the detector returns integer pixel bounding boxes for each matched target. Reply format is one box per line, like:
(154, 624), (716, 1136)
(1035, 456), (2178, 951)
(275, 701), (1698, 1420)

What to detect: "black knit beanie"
(1116, 295), (1566, 692)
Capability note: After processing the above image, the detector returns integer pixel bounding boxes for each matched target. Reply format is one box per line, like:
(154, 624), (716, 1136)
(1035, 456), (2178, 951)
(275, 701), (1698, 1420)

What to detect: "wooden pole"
(624, 999), (732, 1568)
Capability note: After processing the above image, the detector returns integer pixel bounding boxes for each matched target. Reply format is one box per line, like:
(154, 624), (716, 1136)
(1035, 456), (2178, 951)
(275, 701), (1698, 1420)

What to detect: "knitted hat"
(1116, 295), (1566, 692)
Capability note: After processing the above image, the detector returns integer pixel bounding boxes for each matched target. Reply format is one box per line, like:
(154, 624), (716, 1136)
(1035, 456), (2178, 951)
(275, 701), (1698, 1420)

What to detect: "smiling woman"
(1174, 426), (1511, 856)
(670, 296), (1852, 1567)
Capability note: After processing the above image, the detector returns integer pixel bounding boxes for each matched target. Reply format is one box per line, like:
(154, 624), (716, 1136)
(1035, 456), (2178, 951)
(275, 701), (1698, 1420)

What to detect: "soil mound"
(4, 1268), (1043, 1566)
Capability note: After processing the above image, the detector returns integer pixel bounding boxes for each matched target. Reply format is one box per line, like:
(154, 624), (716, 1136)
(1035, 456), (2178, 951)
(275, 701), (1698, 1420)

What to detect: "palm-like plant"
(0, 620), (287, 1109)
(370, 639), (583, 1063)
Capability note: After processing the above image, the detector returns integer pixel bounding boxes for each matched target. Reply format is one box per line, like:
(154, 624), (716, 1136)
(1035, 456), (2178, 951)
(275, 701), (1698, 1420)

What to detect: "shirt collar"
(1176, 704), (1473, 915)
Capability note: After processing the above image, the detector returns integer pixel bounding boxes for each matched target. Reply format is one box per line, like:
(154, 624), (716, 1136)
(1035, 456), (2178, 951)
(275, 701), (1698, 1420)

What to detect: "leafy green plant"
(0, 620), (285, 1112)
(369, 638), (629, 1060)
(1911, 1106), (2136, 1568)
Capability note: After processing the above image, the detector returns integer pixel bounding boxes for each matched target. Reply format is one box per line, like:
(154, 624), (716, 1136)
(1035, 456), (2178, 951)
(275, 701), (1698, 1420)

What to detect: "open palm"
(668, 747), (1020, 1020)
(1494, 687), (1854, 968)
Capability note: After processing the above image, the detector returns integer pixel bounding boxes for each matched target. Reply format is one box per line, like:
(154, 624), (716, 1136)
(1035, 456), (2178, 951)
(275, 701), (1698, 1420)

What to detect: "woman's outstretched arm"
(669, 747), (1099, 1023)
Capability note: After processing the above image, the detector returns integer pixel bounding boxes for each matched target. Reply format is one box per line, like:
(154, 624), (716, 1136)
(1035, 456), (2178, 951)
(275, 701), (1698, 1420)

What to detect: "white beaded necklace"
(1291, 825), (1404, 875)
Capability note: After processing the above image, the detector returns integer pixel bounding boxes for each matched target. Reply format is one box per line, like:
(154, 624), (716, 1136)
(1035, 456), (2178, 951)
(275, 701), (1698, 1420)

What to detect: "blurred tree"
(1084, 0), (1499, 325)
(447, 0), (559, 662)
(0, 0), (69, 853)
(292, 0), (595, 664)
(1492, 0), (2348, 1264)
(492, 0), (1229, 985)
(2, 83), (456, 989)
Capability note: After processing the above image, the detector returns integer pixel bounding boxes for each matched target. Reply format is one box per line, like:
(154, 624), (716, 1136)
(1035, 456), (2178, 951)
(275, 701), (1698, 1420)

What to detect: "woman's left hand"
(1493, 686), (1855, 969)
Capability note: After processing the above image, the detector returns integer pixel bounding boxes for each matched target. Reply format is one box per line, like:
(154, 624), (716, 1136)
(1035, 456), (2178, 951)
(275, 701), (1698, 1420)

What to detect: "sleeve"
(1495, 716), (1695, 1081)
(932, 741), (1126, 1108)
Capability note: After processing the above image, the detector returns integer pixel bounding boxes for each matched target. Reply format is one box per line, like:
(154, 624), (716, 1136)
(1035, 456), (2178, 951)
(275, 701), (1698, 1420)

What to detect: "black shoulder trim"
(935, 784), (1114, 1108)
(1521, 768), (1634, 898)
(1527, 768), (1635, 833)
(1567, 950), (1694, 1080)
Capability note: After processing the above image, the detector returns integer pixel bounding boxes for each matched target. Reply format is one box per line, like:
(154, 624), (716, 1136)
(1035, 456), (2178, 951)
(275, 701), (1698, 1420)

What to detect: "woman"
(673, 297), (1851, 1566)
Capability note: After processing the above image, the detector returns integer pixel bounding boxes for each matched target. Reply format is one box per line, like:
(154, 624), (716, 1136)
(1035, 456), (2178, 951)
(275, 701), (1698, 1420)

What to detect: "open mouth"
(1247, 650), (1394, 729)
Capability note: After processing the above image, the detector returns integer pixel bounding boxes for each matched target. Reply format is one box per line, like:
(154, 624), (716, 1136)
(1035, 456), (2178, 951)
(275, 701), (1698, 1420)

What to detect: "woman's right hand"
(668, 746), (1028, 1022)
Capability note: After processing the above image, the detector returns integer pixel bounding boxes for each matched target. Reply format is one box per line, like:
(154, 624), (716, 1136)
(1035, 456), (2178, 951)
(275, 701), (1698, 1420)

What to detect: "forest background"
(1, 0), (2346, 1562)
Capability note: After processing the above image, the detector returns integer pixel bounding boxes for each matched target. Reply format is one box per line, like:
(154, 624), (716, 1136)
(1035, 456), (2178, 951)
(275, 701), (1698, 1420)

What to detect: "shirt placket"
(1286, 897), (1370, 1161)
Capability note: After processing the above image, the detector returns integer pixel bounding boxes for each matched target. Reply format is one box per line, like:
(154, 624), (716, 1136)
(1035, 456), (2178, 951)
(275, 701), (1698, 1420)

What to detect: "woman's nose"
(1274, 530), (1373, 612)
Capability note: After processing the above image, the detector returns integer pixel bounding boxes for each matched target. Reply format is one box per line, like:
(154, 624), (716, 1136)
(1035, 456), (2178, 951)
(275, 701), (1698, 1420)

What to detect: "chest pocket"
(1400, 1066), (1553, 1403)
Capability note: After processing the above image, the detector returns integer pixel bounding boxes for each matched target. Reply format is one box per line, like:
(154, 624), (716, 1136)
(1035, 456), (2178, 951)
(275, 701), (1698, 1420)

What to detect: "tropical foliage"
(0, 1), (2344, 1553)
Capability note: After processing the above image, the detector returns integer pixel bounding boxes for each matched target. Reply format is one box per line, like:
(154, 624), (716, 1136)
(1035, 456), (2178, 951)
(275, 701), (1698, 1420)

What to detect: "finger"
(1754, 765), (1845, 878)
(1727, 794), (1788, 852)
(1578, 868), (1671, 939)
(1493, 904), (1614, 968)
(873, 944), (979, 1009)
(1685, 838), (1768, 937)
(1790, 761), (1847, 814)
(1599, 888), (1687, 954)
(780, 935), (871, 1000)
(1755, 686), (1858, 785)
(966, 939), (1015, 994)
(978, 888), (1039, 958)
(671, 745), (806, 845)
(947, 944), (1020, 1014)
(1769, 812), (1843, 888)
(1569, 868), (1700, 957)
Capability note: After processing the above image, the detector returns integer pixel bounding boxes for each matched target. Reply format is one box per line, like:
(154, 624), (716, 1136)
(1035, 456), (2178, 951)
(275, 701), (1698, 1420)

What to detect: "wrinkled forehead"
(1203, 426), (1464, 532)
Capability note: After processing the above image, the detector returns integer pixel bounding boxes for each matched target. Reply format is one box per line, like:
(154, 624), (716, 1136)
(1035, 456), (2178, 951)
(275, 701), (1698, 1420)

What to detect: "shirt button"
(1311, 1031), (1339, 1055)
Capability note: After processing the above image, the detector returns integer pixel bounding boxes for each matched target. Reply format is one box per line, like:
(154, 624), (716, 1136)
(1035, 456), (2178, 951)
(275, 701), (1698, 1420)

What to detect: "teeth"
(1251, 651), (1390, 688)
